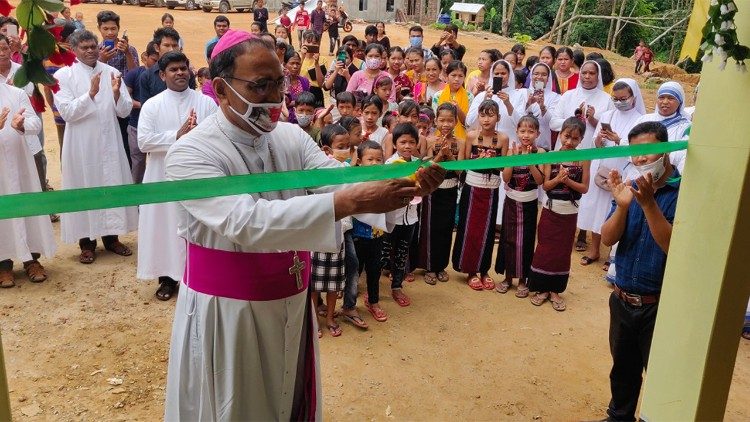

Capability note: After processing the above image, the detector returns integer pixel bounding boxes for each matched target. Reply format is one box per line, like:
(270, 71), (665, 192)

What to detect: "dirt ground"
(0, 4), (746, 420)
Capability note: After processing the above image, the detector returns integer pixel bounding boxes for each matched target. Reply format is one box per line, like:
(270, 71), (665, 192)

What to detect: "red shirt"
(294, 9), (310, 29)
(280, 15), (292, 29)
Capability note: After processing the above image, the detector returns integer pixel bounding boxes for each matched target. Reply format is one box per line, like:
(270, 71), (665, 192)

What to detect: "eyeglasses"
(226, 76), (288, 96)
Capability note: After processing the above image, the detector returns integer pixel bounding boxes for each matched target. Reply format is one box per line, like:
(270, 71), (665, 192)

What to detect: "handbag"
(594, 165), (612, 191)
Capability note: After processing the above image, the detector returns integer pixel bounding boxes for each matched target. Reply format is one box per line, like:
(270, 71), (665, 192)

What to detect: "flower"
(718, 59), (727, 71)
(716, 46), (728, 62)
(720, 4), (729, 15)
(702, 52), (714, 62)
(715, 33), (726, 46)
(710, 0), (718, 6)
(721, 20), (730, 31)
(700, 41), (711, 51)
(728, 2), (737, 12)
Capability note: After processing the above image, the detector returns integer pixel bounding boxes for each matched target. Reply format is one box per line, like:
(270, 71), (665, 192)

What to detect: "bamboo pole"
(0, 331), (12, 421)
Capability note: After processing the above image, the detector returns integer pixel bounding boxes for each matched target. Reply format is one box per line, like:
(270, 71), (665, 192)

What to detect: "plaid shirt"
(99, 43), (138, 77)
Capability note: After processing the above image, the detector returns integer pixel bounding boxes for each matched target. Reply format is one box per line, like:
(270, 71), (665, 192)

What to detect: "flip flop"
(530, 292), (549, 306)
(405, 273), (415, 282)
(392, 290), (411, 307)
(551, 298), (567, 312)
(580, 256), (599, 266)
(437, 271), (449, 282)
(424, 272), (437, 285)
(481, 276), (496, 290)
(515, 286), (530, 298)
(342, 313), (369, 329)
(467, 276), (483, 291)
(365, 302), (388, 322)
(494, 280), (511, 294)
(327, 323), (342, 337)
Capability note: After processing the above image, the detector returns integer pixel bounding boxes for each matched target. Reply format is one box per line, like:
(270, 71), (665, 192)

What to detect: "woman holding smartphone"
(524, 63), (560, 151)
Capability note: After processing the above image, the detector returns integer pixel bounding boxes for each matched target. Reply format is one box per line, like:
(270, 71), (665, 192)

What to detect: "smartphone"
(103, 39), (116, 50)
(336, 50), (347, 64)
(492, 76), (503, 94)
(305, 44), (319, 54)
(601, 123), (613, 132)
(400, 87), (411, 97)
(6, 24), (18, 38)
(122, 30), (129, 42)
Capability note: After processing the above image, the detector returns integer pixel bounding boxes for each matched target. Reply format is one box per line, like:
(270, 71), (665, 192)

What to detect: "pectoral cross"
(289, 252), (306, 289)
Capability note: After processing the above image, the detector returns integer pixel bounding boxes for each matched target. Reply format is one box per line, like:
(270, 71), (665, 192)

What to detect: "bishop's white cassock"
(0, 84), (56, 262)
(163, 111), (346, 421)
(53, 61), (137, 243)
(136, 88), (218, 281)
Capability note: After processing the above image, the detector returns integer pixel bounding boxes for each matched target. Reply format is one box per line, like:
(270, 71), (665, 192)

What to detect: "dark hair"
(214, 15), (230, 26)
(405, 46), (424, 58)
(209, 37), (272, 79)
(572, 48), (585, 68)
(296, 91), (317, 108)
(628, 122), (668, 143)
(503, 51), (517, 63)
(419, 106), (435, 121)
(596, 58), (615, 86)
(388, 46), (404, 58)
(409, 25), (424, 35)
(477, 99), (499, 116)
(513, 70), (526, 85)
(425, 57), (442, 70)
(96, 10), (120, 27)
(586, 52), (604, 61)
(365, 24), (378, 37)
(251, 21), (262, 29)
(364, 43), (384, 56)
(445, 60), (467, 76)
(436, 102), (458, 120)
(284, 50), (301, 63)
(444, 23), (459, 35)
(561, 117), (586, 138)
(556, 46), (574, 60)
(339, 116), (362, 132)
(361, 94), (384, 113)
(158, 51), (188, 72)
(481, 48), (501, 63)
(341, 35), (358, 46)
(153, 27), (181, 45)
(612, 81), (633, 95)
(197, 66), (210, 78)
(511, 43), (526, 55)
(540, 45), (557, 60)
(382, 112), (398, 129)
(145, 40), (159, 56)
(372, 75), (393, 92)
(0, 34), (7, 45)
(336, 91), (356, 107)
(398, 99), (420, 117)
(0, 17), (19, 28)
(525, 55), (539, 70)
(392, 123), (419, 145)
(206, 40), (218, 60)
(517, 115), (540, 131)
(320, 123), (349, 147)
(161, 13), (174, 23)
(275, 39), (289, 52)
(302, 29), (320, 44)
(439, 49), (456, 61)
(60, 22), (77, 42)
(69, 30), (98, 49)
(357, 140), (382, 158)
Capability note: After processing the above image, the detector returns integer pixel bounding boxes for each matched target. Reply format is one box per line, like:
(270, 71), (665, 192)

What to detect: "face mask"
(613, 97), (634, 112)
(409, 36), (422, 47)
(533, 80), (545, 91)
(365, 57), (381, 70)
(634, 155), (666, 181)
(296, 113), (313, 128)
(223, 79), (282, 134)
(332, 148), (351, 162)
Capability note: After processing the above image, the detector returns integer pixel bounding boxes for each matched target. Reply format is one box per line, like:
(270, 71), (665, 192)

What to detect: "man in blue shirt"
(124, 41), (158, 184)
(601, 121), (680, 422)
(138, 28), (197, 112)
(205, 15), (230, 60)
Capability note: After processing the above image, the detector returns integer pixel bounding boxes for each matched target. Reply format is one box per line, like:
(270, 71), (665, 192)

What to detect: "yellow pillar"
(0, 332), (11, 420)
(640, 6), (750, 421)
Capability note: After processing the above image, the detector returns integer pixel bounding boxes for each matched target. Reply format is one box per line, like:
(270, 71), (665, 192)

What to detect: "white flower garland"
(700, 0), (748, 72)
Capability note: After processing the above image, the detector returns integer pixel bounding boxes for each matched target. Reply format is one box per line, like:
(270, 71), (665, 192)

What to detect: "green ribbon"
(0, 141), (687, 220)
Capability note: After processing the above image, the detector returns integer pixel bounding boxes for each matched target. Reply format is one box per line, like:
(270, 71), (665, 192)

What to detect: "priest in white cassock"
(137, 51), (217, 301)
(163, 30), (446, 421)
(53, 30), (136, 265)
(0, 79), (56, 288)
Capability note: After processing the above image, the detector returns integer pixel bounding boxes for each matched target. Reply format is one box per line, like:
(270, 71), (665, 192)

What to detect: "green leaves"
(12, 64), (30, 89)
(34, 0), (65, 12)
(15, 0), (45, 29)
(27, 27), (56, 59)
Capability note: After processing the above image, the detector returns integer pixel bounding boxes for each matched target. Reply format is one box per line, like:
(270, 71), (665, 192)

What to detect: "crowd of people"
(3, 2), (744, 420)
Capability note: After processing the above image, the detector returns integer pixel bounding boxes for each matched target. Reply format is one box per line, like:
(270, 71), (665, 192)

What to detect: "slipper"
(494, 280), (511, 294)
(580, 256), (599, 266)
(0, 270), (15, 289)
(365, 302), (388, 322)
(24, 261), (47, 283)
(515, 285), (530, 298)
(391, 290), (411, 307)
(424, 272), (437, 285)
(405, 273), (415, 282)
(467, 276), (483, 291)
(79, 249), (96, 264)
(327, 323), (342, 337)
(481, 276), (495, 290)
(551, 298), (567, 312)
(575, 240), (588, 252)
(437, 271), (449, 282)
(317, 305), (342, 318)
(155, 279), (178, 301)
(602, 261), (611, 272)
(342, 313), (369, 329)
(104, 241), (132, 257)
(530, 292), (549, 306)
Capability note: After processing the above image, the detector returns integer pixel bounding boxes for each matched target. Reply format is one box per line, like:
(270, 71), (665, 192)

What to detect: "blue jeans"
(342, 230), (359, 310)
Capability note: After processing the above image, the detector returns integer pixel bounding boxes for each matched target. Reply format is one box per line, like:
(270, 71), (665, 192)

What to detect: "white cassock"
(53, 61), (136, 243)
(0, 84), (56, 262)
(0, 62), (34, 97)
(136, 88), (218, 281)
(164, 112), (345, 421)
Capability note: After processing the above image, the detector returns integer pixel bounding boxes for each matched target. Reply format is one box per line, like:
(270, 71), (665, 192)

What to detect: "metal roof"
(449, 3), (485, 14)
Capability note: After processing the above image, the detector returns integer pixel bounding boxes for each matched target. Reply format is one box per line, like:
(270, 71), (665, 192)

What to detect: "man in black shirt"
(431, 23), (466, 61)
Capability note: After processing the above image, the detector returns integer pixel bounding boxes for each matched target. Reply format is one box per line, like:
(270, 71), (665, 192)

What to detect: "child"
(453, 99), (509, 290)
(351, 141), (389, 323)
(383, 123), (421, 307)
(360, 94), (388, 146)
(250, 21), (262, 34)
(514, 69), (526, 89)
(432, 60), (472, 140)
(372, 75), (397, 114)
(418, 103), (462, 285)
(495, 116), (546, 297)
(418, 106), (435, 138)
(415, 57), (445, 106)
(312, 124), (353, 337)
(279, 8), (293, 47)
(335, 91), (356, 120)
(381, 111), (398, 133)
(466, 49), (499, 96)
(527, 117), (590, 311)
(195, 67), (209, 90)
(438, 49), (456, 82)
(387, 47), (412, 102)
(405, 46), (426, 87)
(339, 116), (363, 148)
(294, 92), (321, 143)
(383, 99), (420, 158)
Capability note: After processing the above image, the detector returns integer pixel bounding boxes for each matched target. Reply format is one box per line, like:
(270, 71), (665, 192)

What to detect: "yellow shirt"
(301, 57), (322, 88)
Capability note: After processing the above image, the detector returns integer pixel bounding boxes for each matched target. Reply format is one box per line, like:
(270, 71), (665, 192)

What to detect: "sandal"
(342, 313), (369, 329)
(155, 279), (178, 301)
(327, 323), (342, 337)
(515, 285), (530, 298)
(481, 276), (495, 290)
(104, 241), (132, 256)
(0, 269), (15, 288)
(317, 305), (342, 318)
(467, 276), (483, 291)
(602, 261), (611, 272)
(530, 292), (549, 306)
(494, 280), (511, 294)
(580, 256), (599, 266)
(79, 249), (96, 264)
(24, 261), (47, 283)
(575, 240), (588, 252)
(365, 302), (388, 322)
(405, 273), (415, 283)
(551, 298), (567, 312)
(391, 290), (411, 307)
(424, 272), (437, 285)
(437, 271), (449, 282)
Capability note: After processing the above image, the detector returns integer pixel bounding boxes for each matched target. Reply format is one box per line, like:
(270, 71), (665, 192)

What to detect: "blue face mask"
(409, 36), (422, 47)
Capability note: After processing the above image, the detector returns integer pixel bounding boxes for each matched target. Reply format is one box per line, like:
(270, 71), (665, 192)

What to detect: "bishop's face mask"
(223, 79), (283, 134)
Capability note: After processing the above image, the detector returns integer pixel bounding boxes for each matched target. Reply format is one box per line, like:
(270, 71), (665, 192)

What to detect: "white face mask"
(296, 113), (313, 127)
(634, 155), (666, 181)
(613, 97), (634, 112)
(365, 57), (382, 70)
(223, 79), (282, 134)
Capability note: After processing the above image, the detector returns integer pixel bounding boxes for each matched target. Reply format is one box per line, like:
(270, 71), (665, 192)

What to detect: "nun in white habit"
(524, 62), (561, 151)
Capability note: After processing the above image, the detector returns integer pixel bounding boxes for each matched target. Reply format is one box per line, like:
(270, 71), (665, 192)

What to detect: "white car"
(166, 0), (199, 9)
(200, 0), (253, 13)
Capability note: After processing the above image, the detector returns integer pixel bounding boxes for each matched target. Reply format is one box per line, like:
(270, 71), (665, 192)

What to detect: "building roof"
(449, 3), (485, 14)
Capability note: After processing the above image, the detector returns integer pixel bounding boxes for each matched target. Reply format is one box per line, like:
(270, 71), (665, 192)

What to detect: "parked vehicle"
(139, 0), (166, 6)
(200, 0), (253, 13)
(167, 0), (198, 9)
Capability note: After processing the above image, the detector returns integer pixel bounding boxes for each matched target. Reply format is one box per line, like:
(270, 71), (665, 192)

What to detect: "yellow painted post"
(0, 331), (12, 420)
(640, 6), (750, 421)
